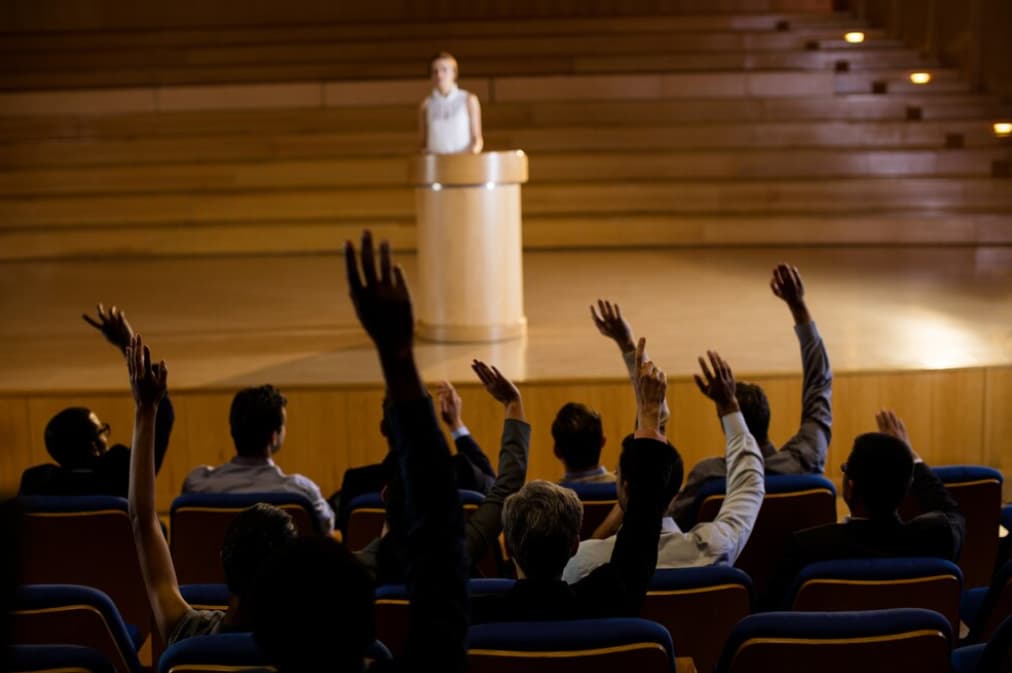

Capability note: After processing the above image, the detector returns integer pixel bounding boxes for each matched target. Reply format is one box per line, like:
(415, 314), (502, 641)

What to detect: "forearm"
(379, 350), (427, 402)
(465, 419), (530, 560)
(153, 393), (174, 473)
(128, 406), (159, 523)
(787, 299), (811, 326)
(622, 349), (670, 428)
(708, 413), (765, 559)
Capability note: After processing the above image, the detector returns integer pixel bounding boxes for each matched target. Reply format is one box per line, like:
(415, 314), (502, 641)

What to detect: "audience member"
(125, 335), (298, 646)
(251, 231), (469, 672)
(765, 409), (966, 607)
(553, 402), (614, 484)
(20, 305), (174, 498)
(182, 384), (335, 533)
(472, 339), (681, 623)
(563, 351), (764, 582)
(359, 361), (530, 582)
(669, 264), (832, 528)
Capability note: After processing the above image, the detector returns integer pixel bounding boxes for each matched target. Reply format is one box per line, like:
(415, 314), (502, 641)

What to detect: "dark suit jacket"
(19, 395), (174, 499)
(765, 461), (966, 608)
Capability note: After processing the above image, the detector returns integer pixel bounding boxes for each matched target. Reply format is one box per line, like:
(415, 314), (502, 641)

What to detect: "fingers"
(471, 359), (493, 385)
(589, 304), (604, 328)
(634, 336), (646, 369)
(344, 241), (363, 294)
(708, 350), (732, 381)
(82, 314), (102, 329)
(392, 265), (407, 291)
(360, 231), (378, 286)
(697, 354), (715, 385)
(693, 373), (708, 396)
(156, 361), (168, 387)
(379, 240), (392, 285)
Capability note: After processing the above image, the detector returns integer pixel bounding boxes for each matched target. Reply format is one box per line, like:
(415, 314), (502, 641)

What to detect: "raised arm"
(438, 381), (495, 486)
(125, 335), (189, 644)
(591, 299), (670, 431)
(467, 94), (483, 154)
(84, 305), (174, 472)
(601, 340), (679, 613)
(691, 351), (764, 564)
(769, 265), (832, 474)
(463, 361), (530, 564)
(345, 231), (467, 672)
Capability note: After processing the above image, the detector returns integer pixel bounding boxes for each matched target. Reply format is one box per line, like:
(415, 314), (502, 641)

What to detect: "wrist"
(788, 301), (811, 325)
(716, 399), (740, 417)
(448, 419), (465, 432)
(504, 398), (524, 419)
(617, 338), (636, 353)
(135, 401), (159, 415)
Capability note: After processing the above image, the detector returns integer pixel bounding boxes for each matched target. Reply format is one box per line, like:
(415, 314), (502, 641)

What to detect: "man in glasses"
(19, 305), (174, 498)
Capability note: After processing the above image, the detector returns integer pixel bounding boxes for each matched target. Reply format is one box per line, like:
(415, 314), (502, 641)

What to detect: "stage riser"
(2, 366), (1009, 511)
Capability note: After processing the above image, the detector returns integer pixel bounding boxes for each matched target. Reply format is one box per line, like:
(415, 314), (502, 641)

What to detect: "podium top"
(410, 150), (529, 187)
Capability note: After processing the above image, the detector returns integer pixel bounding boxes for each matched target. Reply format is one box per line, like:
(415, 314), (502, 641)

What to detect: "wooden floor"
(1, 245), (1011, 509)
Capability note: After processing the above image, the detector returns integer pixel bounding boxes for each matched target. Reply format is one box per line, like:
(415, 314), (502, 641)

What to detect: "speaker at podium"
(409, 150), (529, 343)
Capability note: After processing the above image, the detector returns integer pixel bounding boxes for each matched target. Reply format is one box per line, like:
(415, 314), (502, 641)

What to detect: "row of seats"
(12, 578), (1012, 673)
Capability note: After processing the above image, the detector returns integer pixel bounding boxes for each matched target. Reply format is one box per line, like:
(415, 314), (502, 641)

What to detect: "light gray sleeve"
(768, 321), (832, 475)
(687, 412), (765, 565)
(294, 475), (336, 534)
(621, 348), (671, 429)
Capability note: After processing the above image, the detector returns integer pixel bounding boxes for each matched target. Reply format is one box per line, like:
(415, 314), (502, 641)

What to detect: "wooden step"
(2, 178), (1008, 230)
(1, 91), (1005, 138)
(0, 14), (853, 52)
(2, 211), (1009, 261)
(0, 120), (1003, 169)
(0, 47), (936, 92)
(2, 149), (1007, 197)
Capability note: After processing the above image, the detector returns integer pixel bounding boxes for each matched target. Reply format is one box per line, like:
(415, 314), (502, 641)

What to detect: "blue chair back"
(953, 614), (1012, 673)
(715, 608), (952, 673)
(344, 488), (484, 551)
(13, 584), (143, 673)
(18, 496), (151, 645)
(169, 492), (320, 585)
(787, 557), (963, 632)
(561, 482), (618, 540)
(695, 474), (837, 598)
(967, 560), (1012, 643)
(158, 633), (272, 673)
(468, 618), (674, 673)
(899, 465), (1003, 588)
(375, 578), (515, 658)
(643, 566), (752, 673)
(10, 644), (116, 673)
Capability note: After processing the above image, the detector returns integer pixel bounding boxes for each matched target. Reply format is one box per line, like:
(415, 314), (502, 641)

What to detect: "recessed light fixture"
(994, 122), (1012, 137)
(909, 72), (932, 84)
(844, 31), (865, 44)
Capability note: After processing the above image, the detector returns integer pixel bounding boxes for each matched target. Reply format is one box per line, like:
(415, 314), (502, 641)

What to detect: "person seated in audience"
(563, 351), (764, 582)
(251, 232), (468, 673)
(553, 402), (616, 484)
(181, 384), (335, 533)
(668, 264), (832, 529)
(331, 379), (498, 535)
(764, 409), (966, 608)
(357, 361), (529, 582)
(471, 339), (682, 623)
(19, 305), (174, 498)
(125, 335), (298, 646)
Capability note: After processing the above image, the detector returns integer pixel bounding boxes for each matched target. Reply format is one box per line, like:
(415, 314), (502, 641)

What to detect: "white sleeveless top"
(426, 85), (472, 154)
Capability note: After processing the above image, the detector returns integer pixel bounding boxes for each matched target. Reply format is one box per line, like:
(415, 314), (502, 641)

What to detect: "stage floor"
(1, 245), (1010, 393)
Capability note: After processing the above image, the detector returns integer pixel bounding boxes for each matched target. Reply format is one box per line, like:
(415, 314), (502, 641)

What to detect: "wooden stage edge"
(2, 364), (1010, 510)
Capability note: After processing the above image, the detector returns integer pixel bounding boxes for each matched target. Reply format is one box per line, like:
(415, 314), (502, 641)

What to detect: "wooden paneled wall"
(0, 0), (834, 33)
(2, 366), (1009, 510)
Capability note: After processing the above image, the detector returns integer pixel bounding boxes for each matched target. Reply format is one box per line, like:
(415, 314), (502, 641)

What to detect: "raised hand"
(633, 337), (666, 438)
(471, 360), (521, 405)
(345, 231), (413, 354)
(590, 299), (635, 352)
(126, 334), (167, 410)
(770, 264), (811, 324)
(83, 303), (135, 353)
(437, 381), (464, 431)
(694, 350), (739, 416)
(876, 409), (921, 461)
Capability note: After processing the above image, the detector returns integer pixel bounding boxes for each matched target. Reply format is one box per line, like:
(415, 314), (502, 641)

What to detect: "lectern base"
(416, 319), (527, 344)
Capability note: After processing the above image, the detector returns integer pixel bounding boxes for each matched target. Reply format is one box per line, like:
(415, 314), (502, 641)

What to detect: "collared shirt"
(182, 456), (335, 533)
(561, 465), (616, 484)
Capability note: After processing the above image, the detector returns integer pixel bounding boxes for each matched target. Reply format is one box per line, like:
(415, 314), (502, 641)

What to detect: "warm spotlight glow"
(844, 31), (865, 44)
(485, 181), (496, 190)
(909, 72), (932, 84)
(994, 122), (1012, 137)
(431, 182), (442, 191)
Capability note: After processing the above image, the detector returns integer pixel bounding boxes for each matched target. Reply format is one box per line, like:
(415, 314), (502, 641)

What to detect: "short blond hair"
(502, 480), (583, 580)
(430, 51), (459, 76)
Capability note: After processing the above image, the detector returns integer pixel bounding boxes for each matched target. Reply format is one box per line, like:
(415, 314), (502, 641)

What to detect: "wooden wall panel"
(2, 367), (1007, 511)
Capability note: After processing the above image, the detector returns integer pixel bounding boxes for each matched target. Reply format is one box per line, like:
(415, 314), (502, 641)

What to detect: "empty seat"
(715, 608), (952, 673)
(642, 565), (752, 673)
(467, 617), (674, 673)
(786, 557), (963, 633)
(13, 584), (143, 673)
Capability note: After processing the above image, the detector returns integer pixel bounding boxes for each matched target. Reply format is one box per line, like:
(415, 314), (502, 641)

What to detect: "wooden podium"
(410, 151), (529, 343)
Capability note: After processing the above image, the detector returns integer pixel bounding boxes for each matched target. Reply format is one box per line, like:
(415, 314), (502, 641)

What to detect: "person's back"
(765, 413), (965, 607)
(182, 385), (334, 533)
